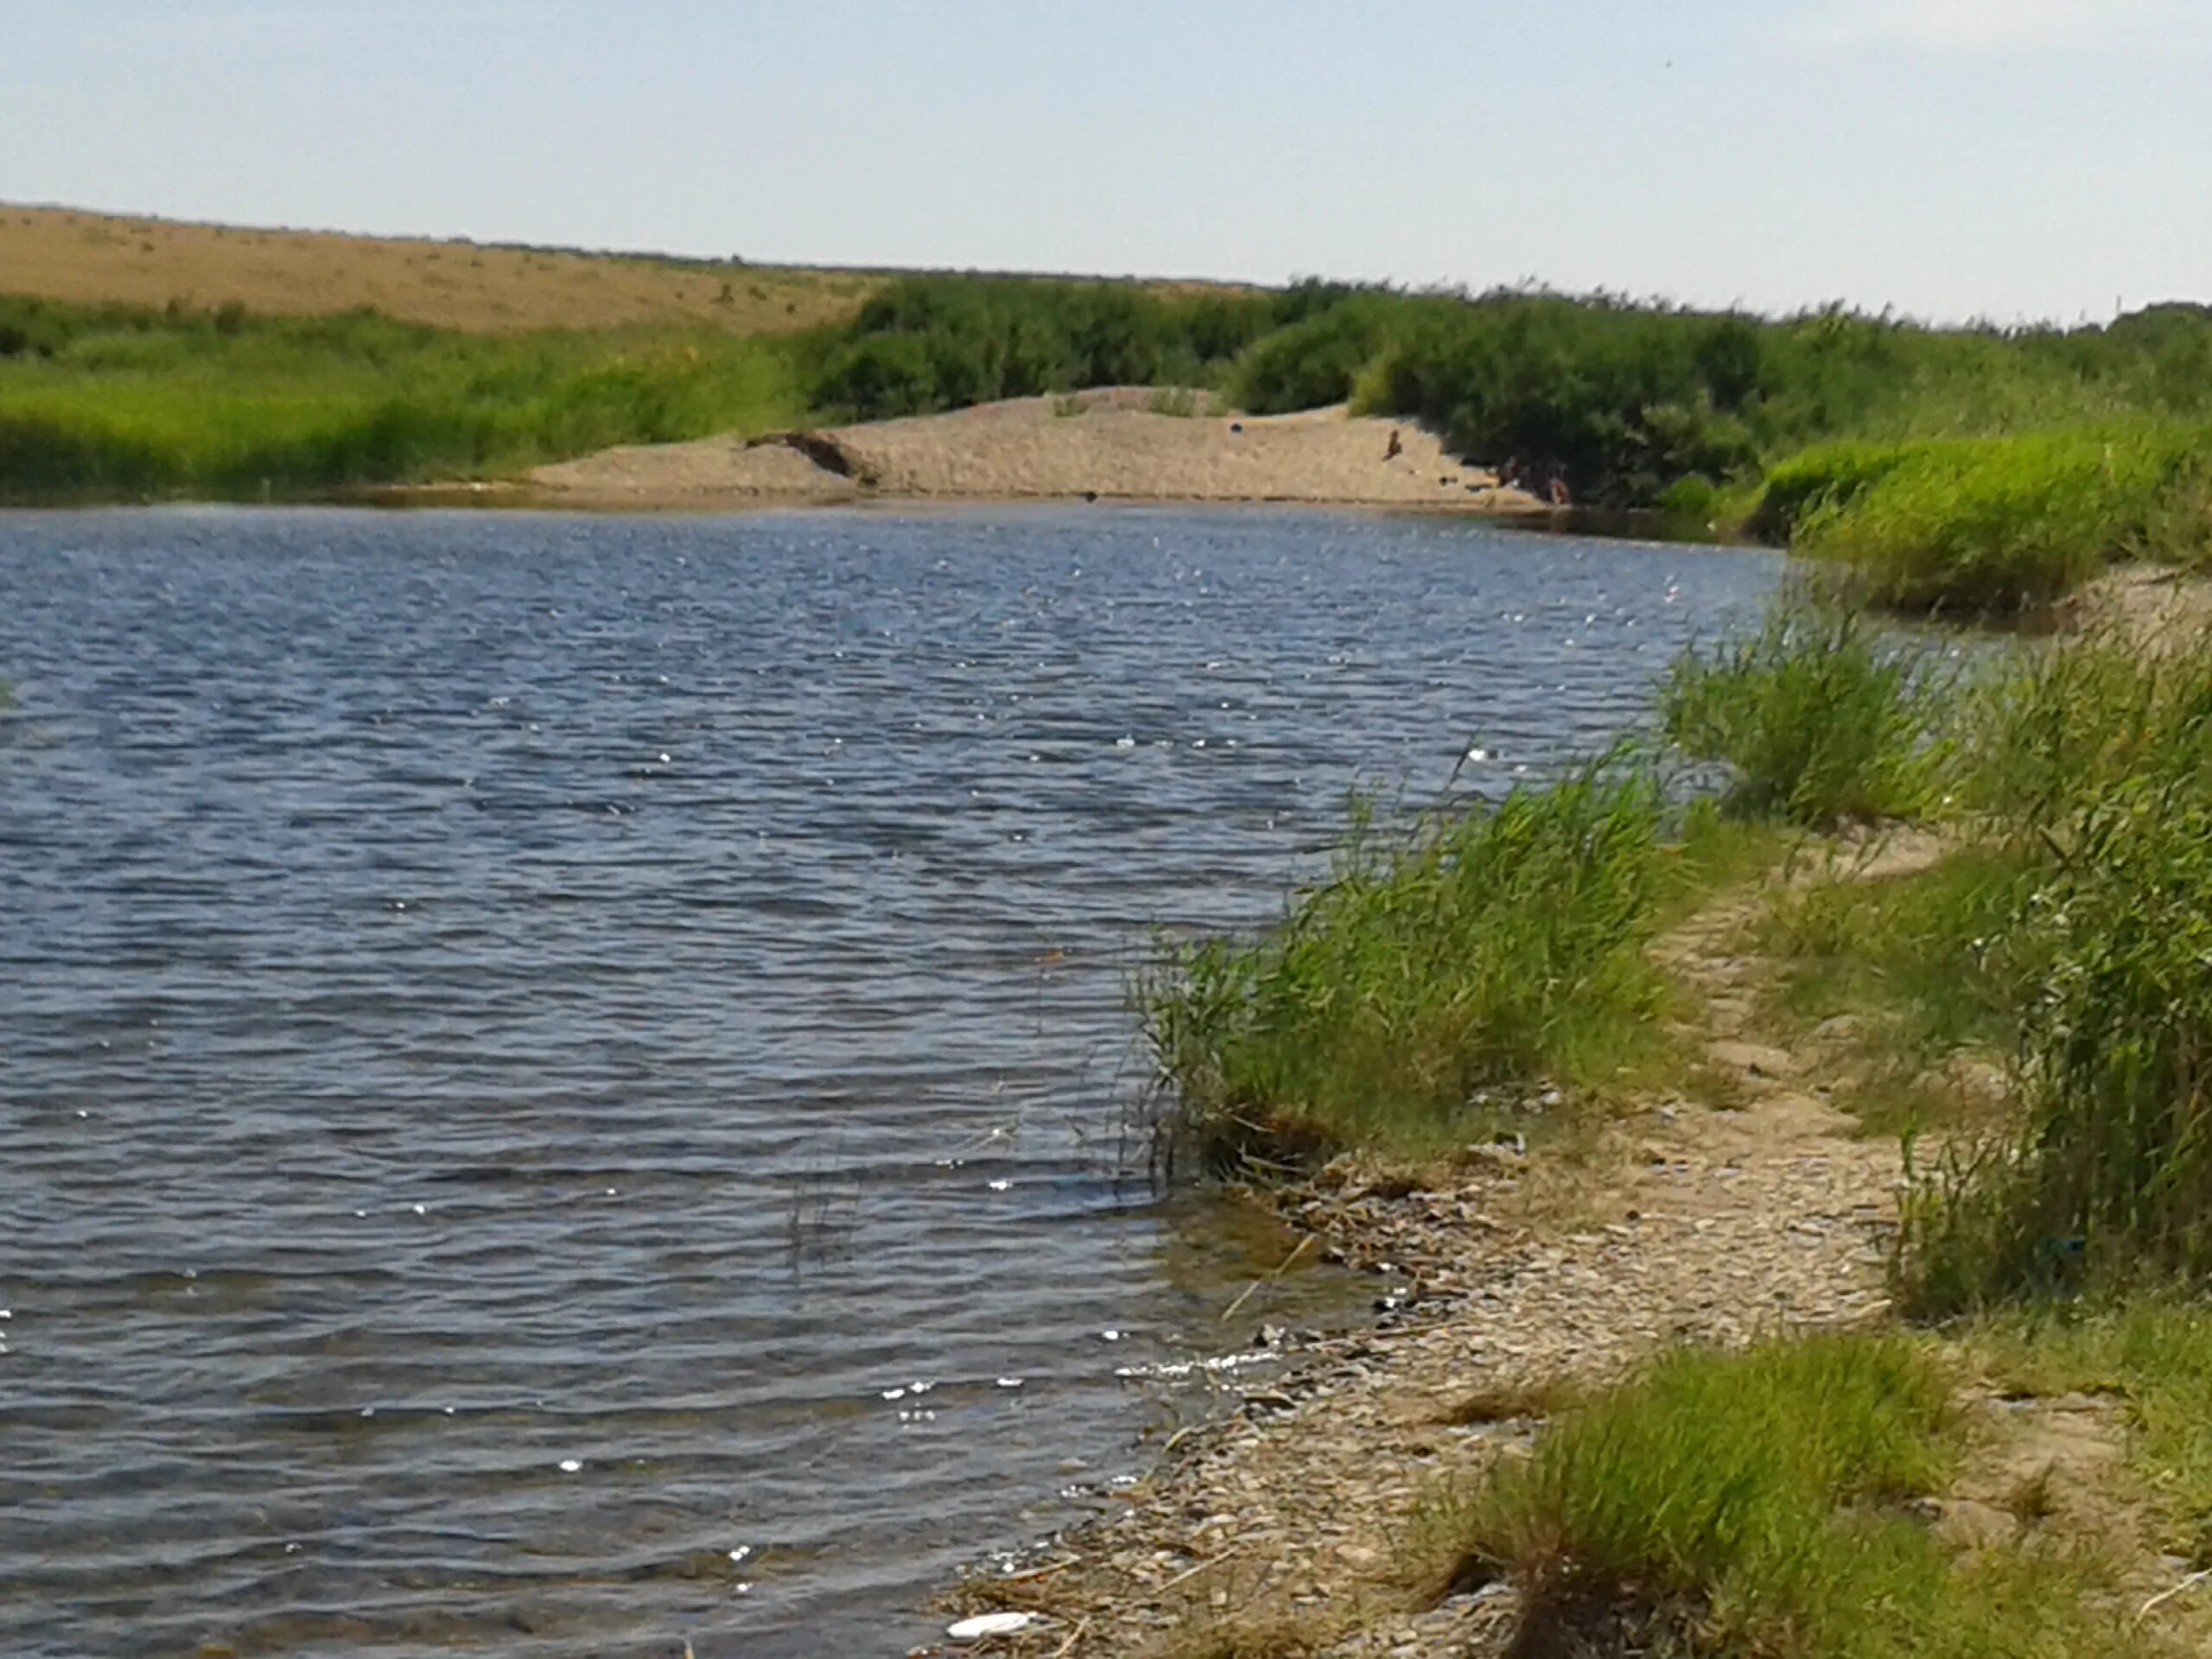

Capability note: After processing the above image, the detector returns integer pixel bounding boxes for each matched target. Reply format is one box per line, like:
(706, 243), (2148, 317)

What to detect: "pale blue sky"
(5, 0), (2206, 324)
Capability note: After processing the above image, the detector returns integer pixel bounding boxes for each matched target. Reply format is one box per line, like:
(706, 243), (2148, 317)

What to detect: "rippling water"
(0, 505), (1777, 1657)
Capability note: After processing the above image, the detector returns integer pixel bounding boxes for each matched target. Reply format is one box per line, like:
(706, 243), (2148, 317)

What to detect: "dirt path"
(529, 391), (1545, 514)
(933, 838), (1943, 1656)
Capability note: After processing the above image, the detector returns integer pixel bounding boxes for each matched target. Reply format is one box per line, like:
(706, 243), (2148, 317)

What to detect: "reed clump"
(1659, 594), (1953, 824)
(1138, 763), (1673, 1174)
(1643, 601), (2212, 1310)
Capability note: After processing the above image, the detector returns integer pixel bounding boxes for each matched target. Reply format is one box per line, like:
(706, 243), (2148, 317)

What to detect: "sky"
(4, 0), (2208, 325)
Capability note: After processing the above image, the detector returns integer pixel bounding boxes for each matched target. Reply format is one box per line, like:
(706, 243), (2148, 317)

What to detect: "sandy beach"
(528, 390), (1546, 513)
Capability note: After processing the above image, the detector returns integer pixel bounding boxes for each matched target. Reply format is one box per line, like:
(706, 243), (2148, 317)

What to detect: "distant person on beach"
(1384, 429), (1402, 461)
(1548, 472), (1571, 508)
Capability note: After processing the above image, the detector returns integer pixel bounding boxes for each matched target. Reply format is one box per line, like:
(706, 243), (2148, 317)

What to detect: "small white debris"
(987, 1179), (1011, 1192)
(995, 1376), (1025, 1389)
(1100, 1329), (1123, 1342)
(410, 1204), (427, 1216)
(557, 1459), (582, 1473)
(948, 1611), (1036, 1641)
(728, 1545), (753, 1564)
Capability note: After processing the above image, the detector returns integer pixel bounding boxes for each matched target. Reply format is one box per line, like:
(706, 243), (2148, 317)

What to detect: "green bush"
(810, 275), (1275, 420)
(1891, 639), (2212, 1309)
(1899, 783), (2212, 1312)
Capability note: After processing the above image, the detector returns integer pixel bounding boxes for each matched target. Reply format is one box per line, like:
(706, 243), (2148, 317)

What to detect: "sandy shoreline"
(525, 390), (1548, 515)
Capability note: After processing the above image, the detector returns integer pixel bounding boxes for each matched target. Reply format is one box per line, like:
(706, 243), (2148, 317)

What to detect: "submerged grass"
(1427, 1333), (2139, 1658)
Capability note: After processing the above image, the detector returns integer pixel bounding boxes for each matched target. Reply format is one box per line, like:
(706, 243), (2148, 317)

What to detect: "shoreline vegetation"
(7, 207), (2212, 614)
(922, 572), (2212, 1657)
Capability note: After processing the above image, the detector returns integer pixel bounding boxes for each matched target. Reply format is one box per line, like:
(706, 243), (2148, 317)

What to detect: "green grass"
(0, 297), (813, 500)
(1427, 1333), (2140, 1657)
(1885, 638), (2212, 1313)
(1898, 791), (2212, 1313)
(1785, 425), (2212, 614)
(1137, 761), (1677, 1174)
(1958, 629), (2212, 831)
(1660, 592), (1954, 824)
(1656, 605), (2212, 1312)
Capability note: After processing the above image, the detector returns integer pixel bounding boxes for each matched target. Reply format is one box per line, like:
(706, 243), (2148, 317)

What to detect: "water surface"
(0, 505), (1777, 1656)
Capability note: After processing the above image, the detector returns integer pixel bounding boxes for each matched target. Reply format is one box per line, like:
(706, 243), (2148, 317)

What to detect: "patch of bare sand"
(528, 391), (1546, 512)
(2066, 564), (2212, 652)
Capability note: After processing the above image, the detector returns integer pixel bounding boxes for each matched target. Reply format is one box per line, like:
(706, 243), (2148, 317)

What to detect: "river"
(0, 505), (1776, 1656)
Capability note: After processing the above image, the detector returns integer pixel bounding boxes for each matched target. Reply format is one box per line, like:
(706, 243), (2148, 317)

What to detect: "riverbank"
(933, 839), (1922, 1657)
(923, 571), (2212, 1658)
(526, 391), (1544, 514)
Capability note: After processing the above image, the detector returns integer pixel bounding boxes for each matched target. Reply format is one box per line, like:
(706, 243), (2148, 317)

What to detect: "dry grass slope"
(0, 203), (880, 334)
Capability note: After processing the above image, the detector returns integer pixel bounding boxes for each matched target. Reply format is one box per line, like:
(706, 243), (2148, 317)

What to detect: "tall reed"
(1659, 594), (1951, 824)
(1138, 762), (1670, 1173)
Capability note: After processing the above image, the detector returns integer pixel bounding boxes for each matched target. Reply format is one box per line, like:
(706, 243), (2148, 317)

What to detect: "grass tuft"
(1659, 593), (1951, 825)
(1138, 761), (1674, 1174)
(1430, 1333), (2141, 1657)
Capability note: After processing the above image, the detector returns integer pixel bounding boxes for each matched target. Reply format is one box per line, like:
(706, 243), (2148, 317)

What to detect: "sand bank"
(527, 389), (1545, 512)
